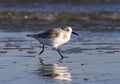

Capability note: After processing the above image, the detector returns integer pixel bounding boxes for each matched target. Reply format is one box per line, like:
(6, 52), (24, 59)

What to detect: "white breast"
(52, 32), (71, 48)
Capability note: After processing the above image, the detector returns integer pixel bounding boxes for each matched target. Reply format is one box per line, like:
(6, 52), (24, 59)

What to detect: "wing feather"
(27, 28), (61, 39)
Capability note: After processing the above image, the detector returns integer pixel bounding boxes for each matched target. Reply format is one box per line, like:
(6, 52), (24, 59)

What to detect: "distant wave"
(0, 0), (120, 31)
(0, 0), (120, 4)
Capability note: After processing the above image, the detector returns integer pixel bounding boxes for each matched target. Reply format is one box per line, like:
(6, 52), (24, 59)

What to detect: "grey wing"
(27, 29), (59, 39)
(39, 29), (54, 38)
(41, 29), (59, 39)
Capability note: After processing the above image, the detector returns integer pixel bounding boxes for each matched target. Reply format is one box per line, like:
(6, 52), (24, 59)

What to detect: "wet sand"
(0, 31), (120, 84)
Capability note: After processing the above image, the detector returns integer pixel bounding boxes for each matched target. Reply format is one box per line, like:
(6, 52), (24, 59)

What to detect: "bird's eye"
(66, 29), (69, 32)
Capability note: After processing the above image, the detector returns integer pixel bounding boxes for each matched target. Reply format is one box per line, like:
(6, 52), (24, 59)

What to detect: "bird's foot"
(58, 56), (68, 62)
(39, 57), (44, 62)
(60, 56), (68, 60)
(63, 56), (69, 58)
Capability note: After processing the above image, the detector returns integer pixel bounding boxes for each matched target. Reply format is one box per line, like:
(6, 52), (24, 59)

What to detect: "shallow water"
(0, 31), (120, 84)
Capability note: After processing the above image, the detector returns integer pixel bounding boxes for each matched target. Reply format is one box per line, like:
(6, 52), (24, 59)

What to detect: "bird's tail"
(27, 34), (38, 38)
(27, 35), (32, 37)
(27, 35), (36, 38)
(27, 35), (33, 37)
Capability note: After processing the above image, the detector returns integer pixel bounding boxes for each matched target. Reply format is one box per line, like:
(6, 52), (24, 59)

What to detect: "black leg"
(39, 44), (45, 55)
(57, 49), (64, 59)
(57, 49), (68, 59)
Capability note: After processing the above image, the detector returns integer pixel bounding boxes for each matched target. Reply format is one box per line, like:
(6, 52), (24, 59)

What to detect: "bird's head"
(63, 26), (78, 36)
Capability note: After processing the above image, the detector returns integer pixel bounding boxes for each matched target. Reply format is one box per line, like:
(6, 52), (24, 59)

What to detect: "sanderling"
(27, 26), (78, 59)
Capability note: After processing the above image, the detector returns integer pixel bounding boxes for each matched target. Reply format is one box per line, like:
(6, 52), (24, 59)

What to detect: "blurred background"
(0, 0), (120, 31)
(1, 1), (120, 83)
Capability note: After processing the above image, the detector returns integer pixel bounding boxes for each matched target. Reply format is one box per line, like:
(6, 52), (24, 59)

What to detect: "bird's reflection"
(36, 58), (72, 81)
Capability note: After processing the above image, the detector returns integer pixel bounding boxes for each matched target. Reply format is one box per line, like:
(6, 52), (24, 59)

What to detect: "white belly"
(36, 34), (71, 49)
(52, 35), (70, 48)
(37, 38), (53, 46)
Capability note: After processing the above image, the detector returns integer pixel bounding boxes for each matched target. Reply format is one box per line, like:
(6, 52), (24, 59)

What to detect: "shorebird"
(27, 26), (78, 59)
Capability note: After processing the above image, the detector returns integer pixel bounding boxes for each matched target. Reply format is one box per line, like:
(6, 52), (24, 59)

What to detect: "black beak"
(72, 31), (79, 36)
